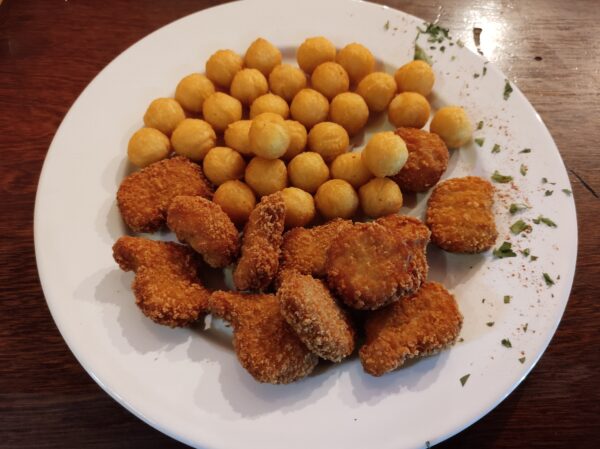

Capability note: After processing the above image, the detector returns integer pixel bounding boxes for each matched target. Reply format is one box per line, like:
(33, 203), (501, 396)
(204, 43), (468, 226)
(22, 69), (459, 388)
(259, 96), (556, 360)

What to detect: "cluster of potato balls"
(128, 36), (473, 228)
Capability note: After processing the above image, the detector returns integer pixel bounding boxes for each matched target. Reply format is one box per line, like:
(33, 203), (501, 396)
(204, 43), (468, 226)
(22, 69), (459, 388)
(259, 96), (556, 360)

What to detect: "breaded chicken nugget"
(233, 192), (285, 291)
(209, 291), (318, 384)
(277, 271), (355, 362)
(426, 176), (497, 253)
(390, 127), (449, 192)
(117, 156), (213, 233)
(112, 236), (210, 327)
(359, 282), (463, 376)
(167, 195), (239, 268)
(326, 220), (428, 310)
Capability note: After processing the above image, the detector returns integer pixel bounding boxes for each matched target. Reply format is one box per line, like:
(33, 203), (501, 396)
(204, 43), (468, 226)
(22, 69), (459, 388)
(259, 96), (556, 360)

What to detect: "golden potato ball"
(244, 37), (282, 77)
(335, 42), (376, 85)
(311, 62), (350, 100)
(230, 68), (269, 106)
(296, 36), (337, 74)
(281, 187), (316, 228)
(202, 92), (243, 132)
(224, 120), (252, 156)
(356, 72), (397, 112)
(429, 106), (473, 149)
(288, 152), (329, 194)
(330, 152), (373, 188)
(282, 120), (308, 160)
(143, 98), (185, 136)
(329, 92), (369, 136)
(358, 177), (403, 218)
(248, 113), (290, 159)
(394, 60), (435, 96)
(362, 131), (409, 177)
(314, 179), (359, 220)
(127, 128), (171, 167)
(213, 180), (256, 226)
(171, 118), (216, 161)
(245, 157), (288, 197)
(388, 92), (431, 129)
(249, 93), (290, 119)
(307, 122), (349, 163)
(290, 88), (329, 129)
(205, 49), (244, 88)
(268, 64), (308, 102)
(174, 73), (215, 113)
(203, 146), (246, 186)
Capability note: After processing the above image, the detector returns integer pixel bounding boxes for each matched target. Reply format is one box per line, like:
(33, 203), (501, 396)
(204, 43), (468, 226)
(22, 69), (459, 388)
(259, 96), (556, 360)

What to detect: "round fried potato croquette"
(307, 122), (349, 163)
(245, 157), (288, 197)
(394, 60), (435, 96)
(175, 73), (215, 113)
(281, 187), (316, 228)
(143, 98), (185, 136)
(249, 93), (289, 119)
(249, 112), (290, 159)
(330, 152), (373, 188)
(224, 120), (252, 156)
(362, 131), (409, 177)
(356, 72), (397, 112)
(282, 120), (308, 160)
(244, 37), (282, 76)
(311, 62), (350, 100)
(429, 106), (473, 149)
(202, 146), (246, 186)
(127, 128), (171, 167)
(329, 92), (369, 136)
(213, 180), (256, 226)
(290, 88), (329, 129)
(388, 92), (431, 129)
(205, 49), (244, 88)
(359, 177), (403, 218)
(315, 179), (359, 219)
(171, 118), (216, 161)
(335, 42), (376, 85)
(268, 64), (308, 102)
(296, 36), (337, 74)
(230, 68), (269, 106)
(202, 92), (243, 132)
(288, 152), (329, 194)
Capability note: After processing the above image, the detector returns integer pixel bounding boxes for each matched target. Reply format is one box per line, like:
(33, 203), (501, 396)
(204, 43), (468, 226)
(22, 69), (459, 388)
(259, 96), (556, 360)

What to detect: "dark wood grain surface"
(1, 0), (599, 447)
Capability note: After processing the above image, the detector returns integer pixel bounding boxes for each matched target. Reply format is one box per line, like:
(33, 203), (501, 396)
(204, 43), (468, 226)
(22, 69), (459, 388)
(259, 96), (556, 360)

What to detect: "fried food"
(112, 236), (210, 327)
(314, 179), (359, 220)
(429, 106), (473, 149)
(166, 196), (239, 268)
(233, 192), (285, 291)
(391, 127), (449, 192)
(359, 282), (463, 376)
(116, 156), (213, 233)
(358, 177), (403, 218)
(277, 272), (355, 362)
(362, 131), (409, 178)
(425, 176), (497, 253)
(209, 291), (318, 384)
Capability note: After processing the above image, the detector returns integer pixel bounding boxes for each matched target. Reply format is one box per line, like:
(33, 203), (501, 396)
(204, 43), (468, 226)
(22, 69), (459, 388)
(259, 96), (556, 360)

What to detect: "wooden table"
(1, 0), (599, 447)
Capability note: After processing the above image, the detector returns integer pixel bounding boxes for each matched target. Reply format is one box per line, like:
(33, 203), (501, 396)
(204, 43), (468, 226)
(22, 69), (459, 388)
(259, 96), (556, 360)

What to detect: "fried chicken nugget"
(112, 236), (210, 327)
(117, 156), (213, 233)
(167, 195), (239, 268)
(209, 290), (318, 384)
(426, 176), (497, 253)
(391, 127), (449, 192)
(359, 282), (463, 376)
(277, 271), (355, 362)
(233, 192), (285, 291)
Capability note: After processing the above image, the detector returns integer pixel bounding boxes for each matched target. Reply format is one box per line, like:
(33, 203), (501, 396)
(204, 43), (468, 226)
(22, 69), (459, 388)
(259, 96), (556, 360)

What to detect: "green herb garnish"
(501, 338), (512, 348)
(477, 120), (484, 130)
(533, 215), (557, 227)
(523, 323), (528, 332)
(510, 219), (531, 234)
(492, 144), (501, 153)
(530, 255), (538, 261)
(493, 241), (517, 258)
(562, 189), (572, 196)
(486, 321), (495, 327)
(503, 80), (513, 100)
(521, 248), (530, 257)
(520, 148), (531, 153)
(473, 73), (480, 78)
(460, 374), (470, 386)
(520, 164), (528, 175)
(474, 137), (485, 147)
(482, 65), (487, 76)
(491, 171), (513, 183)
(519, 357), (526, 364)
(414, 44), (432, 65)
(384, 20), (390, 30)
(509, 203), (529, 214)
(543, 273), (555, 286)
(418, 23), (451, 43)
(504, 295), (511, 304)
(541, 177), (548, 184)
(545, 190), (553, 196)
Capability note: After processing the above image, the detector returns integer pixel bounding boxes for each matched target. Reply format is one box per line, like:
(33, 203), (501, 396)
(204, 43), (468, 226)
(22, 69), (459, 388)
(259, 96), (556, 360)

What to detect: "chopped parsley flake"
(414, 44), (432, 65)
(521, 248), (530, 257)
(530, 255), (539, 261)
(523, 323), (529, 332)
(541, 177), (548, 184)
(491, 171), (513, 183)
(543, 273), (555, 286)
(486, 321), (495, 327)
(473, 73), (480, 78)
(384, 20), (390, 30)
(504, 295), (511, 304)
(503, 80), (513, 100)
(501, 338), (512, 348)
(457, 39), (465, 47)
(474, 137), (485, 147)
(477, 120), (484, 130)
(520, 163), (528, 175)
(418, 23), (451, 43)
(533, 215), (557, 227)
(510, 219), (531, 234)
(482, 65), (487, 76)
(545, 190), (553, 196)
(520, 148), (532, 153)
(460, 374), (470, 386)
(494, 241), (517, 258)
(440, 45), (446, 52)
(562, 189), (572, 196)
(492, 144), (501, 153)
(451, 55), (456, 61)
(519, 357), (526, 364)
(509, 203), (529, 214)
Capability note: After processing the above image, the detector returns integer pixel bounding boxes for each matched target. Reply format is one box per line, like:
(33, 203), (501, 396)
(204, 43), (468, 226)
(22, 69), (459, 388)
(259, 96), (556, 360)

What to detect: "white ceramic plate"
(34, 1), (577, 448)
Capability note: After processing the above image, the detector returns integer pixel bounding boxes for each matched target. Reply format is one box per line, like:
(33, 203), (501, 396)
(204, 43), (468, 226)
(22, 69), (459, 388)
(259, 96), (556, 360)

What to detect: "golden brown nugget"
(277, 272), (355, 362)
(359, 282), (463, 376)
(167, 196), (239, 268)
(209, 291), (318, 384)
(233, 192), (285, 291)
(112, 236), (210, 327)
(425, 176), (497, 253)
(391, 127), (449, 192)
(117, 156), (213, 233)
